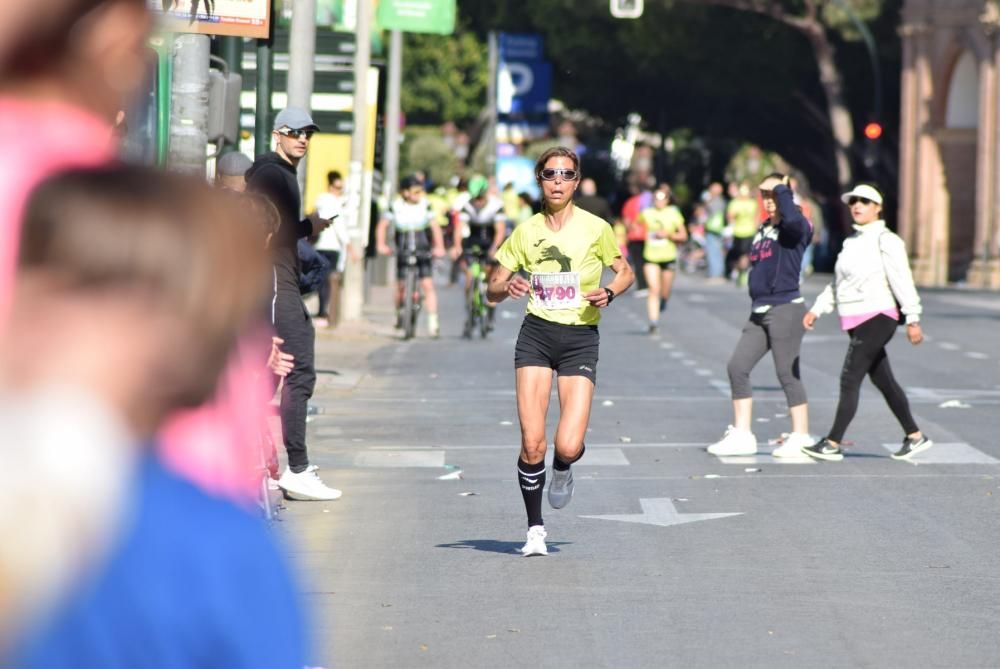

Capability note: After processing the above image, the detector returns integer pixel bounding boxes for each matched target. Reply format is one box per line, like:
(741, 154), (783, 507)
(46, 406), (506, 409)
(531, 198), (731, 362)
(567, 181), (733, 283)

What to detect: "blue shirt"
(747, 184), (811, 309)
(12, 451), (309, 669)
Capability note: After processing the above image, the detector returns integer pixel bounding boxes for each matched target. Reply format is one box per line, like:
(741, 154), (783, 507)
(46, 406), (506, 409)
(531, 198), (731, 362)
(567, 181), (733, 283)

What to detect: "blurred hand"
(803, 312), (818, 330)
(507, 275), (530, 300)
(907, 322), (923, 345)
(449, 246), (462, 261)
(309, 213), (331, 236)
(584, 288), (611, 308)
(377, 243), (393, 256)
(268, 337), (294, 377)
(432, 246), (445, 259)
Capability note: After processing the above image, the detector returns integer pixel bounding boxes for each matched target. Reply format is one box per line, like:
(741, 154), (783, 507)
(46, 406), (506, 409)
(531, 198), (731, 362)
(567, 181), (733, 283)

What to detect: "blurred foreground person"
(802, 184), (932, 462)
(1, 167), (309, 668)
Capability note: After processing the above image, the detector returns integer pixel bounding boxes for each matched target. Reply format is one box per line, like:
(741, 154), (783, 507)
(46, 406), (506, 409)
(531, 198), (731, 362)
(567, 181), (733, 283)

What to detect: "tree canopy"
(399, 0), (902, 199)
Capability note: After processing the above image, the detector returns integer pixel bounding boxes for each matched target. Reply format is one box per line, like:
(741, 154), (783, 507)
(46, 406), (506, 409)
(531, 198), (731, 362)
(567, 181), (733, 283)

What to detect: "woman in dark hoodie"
(707, 173), (814, 458)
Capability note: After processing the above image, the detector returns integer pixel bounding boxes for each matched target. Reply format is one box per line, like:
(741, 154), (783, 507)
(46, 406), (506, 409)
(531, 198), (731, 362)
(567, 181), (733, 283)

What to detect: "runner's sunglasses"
(277, 127), (315, 140)
(538, 168), (579, 181)
(848, 196), (874, 205)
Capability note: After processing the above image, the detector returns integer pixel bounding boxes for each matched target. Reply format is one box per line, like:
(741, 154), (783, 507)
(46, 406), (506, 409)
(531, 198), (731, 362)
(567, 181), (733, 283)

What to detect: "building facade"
(899, 0), (1000, 287)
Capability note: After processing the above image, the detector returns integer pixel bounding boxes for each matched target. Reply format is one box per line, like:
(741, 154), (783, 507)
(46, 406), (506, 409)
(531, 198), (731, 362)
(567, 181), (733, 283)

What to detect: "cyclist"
(488, 147), (634, 557)
(376, 176), (446, 337)
(452, 175), (506, 331)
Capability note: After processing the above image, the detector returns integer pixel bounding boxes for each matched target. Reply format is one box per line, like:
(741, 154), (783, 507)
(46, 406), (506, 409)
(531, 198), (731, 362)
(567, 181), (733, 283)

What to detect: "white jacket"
(810, 220), (922, 324)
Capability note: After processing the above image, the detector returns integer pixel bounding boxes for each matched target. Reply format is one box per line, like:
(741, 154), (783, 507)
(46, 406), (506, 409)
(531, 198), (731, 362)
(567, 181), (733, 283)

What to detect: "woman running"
(639, 186), (687, 333)
(707, 173), (814, 458)
(801, 184), (931, 461)
(488, 147), (634, 557)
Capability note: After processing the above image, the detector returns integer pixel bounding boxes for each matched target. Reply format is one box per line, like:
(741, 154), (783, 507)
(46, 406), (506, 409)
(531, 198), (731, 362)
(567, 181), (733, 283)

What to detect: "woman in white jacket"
(800, 184), (932, 462)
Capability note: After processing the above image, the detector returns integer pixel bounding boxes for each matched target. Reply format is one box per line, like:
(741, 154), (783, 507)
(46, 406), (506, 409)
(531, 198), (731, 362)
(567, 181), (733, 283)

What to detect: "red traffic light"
(864, 122), (883, 140)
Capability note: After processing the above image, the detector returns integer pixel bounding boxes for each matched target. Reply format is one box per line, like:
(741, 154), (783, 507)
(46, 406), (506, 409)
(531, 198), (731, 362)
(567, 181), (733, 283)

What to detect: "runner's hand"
(432, 246), (445, 259)
(268, 337), (294, 377)
(449, 246), (462, 260)
(584, 288), (610, 308)
(803, 312), (818, 330)
(377, 243), (393, 256)
(907, 322), (923, 345)
(507, 275), (530, 299)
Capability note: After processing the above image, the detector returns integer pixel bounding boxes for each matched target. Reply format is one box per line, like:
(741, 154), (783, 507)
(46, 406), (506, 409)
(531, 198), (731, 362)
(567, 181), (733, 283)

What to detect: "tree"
(401, 28), (488, 125)
(668, 0), (889, 191)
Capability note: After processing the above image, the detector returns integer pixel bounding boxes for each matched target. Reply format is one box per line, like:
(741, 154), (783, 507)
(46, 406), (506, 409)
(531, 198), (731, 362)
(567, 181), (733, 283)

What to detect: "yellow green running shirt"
(495, 208), (621, 326)
(640, 205), (684, 263)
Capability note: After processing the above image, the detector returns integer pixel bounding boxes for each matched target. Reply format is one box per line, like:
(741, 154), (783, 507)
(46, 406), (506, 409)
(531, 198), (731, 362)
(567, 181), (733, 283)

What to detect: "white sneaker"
(278, 465), (343, 501)
(520, 525), (548, 556)
(548, 467), (574, 509)
(707, 426), (757, 456)
(772, 432), (814, 458)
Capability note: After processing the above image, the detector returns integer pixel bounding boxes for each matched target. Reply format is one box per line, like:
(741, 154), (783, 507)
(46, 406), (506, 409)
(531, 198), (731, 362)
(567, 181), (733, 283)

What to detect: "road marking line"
(938, 342), (960, 351)
(353, 450), (446, 467)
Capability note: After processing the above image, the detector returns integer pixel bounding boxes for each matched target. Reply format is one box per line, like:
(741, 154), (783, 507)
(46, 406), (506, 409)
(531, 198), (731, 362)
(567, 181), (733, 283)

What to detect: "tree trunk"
(803, 21), (854, 192)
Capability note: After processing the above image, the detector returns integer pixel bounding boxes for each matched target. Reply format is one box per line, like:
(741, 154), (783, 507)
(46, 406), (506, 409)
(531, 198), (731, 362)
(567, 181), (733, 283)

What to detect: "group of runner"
(474, 148), (931, 557)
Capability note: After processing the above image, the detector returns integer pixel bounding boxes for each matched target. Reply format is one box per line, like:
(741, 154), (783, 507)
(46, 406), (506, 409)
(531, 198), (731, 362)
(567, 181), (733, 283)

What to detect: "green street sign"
(377, 0), (455, 35)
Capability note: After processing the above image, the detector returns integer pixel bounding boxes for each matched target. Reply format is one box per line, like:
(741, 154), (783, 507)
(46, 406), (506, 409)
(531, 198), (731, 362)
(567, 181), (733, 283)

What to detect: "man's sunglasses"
(848, 196), (874, 206)
(278, 128), (315, 140)
(538, 168), (579, 181)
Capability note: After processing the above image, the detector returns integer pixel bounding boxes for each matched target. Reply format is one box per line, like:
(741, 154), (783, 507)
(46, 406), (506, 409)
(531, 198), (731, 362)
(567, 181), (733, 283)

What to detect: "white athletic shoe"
(278, 465), (343, 501)
(548, 467), (575, 509)
(707, 426), (757, 456)
(520, 525), (548, 556)
(772, 432), (814, 459)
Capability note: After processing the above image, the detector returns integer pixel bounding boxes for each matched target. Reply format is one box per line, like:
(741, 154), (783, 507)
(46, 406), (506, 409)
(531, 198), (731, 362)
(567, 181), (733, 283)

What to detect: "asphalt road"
(279, 268), (1000, 669)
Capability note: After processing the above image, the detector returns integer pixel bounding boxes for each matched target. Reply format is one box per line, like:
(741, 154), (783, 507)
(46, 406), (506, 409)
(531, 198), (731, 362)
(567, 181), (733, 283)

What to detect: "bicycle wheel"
(403, 267), (418, 339)
(478, 278), (490, 339)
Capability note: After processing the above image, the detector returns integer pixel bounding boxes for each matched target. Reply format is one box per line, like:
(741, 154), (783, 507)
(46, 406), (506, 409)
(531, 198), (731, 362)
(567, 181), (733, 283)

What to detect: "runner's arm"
(490, 220), (505, 254)
(375, 217), (392, 255)
(487, 264), (528, 303)
(584, 256), (634, 308)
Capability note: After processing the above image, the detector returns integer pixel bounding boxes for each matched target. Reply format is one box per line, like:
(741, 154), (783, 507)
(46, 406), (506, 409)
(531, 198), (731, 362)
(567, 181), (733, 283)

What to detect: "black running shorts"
(396, 255), (433, 279)
(514, 313), (599, 383)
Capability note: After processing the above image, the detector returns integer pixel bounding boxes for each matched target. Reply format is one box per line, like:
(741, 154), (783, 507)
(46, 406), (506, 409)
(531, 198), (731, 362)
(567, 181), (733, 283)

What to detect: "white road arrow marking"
(580, 498), (742, 527)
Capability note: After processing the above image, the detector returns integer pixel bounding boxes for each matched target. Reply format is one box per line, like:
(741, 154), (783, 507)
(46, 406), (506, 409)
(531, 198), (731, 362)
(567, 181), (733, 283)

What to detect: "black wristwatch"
(604, 287), (615, 304)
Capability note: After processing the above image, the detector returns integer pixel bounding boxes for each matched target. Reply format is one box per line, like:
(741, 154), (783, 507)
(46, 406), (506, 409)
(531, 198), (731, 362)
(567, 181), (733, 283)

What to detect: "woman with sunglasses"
(707, 173), (814, 459)
(488, 147), (634, 557)
(801, 184), (931, 462)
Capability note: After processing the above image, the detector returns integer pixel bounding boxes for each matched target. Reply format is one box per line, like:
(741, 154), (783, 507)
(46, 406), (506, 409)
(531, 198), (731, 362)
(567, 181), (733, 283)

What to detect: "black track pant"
(273, 288), (316, 472)
(827, 314), (918, 442)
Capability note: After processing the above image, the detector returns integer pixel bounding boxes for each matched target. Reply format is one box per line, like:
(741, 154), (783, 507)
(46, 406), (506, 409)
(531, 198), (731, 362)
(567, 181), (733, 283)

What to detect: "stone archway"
(939, 49), (979, 282)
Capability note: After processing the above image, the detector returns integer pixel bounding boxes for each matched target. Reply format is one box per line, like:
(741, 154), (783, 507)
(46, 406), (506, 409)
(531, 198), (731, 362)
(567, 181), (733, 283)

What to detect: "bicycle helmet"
(468, 175), (489, 199)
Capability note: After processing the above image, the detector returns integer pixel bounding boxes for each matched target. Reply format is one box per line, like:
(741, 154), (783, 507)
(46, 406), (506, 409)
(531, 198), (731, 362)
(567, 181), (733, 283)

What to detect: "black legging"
(827, 314), (919, 442)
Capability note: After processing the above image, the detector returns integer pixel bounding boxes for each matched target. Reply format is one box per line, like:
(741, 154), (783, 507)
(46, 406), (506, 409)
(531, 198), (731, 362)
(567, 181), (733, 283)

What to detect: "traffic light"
(610, 0), (644, 19)
(863, 121), (882, 171)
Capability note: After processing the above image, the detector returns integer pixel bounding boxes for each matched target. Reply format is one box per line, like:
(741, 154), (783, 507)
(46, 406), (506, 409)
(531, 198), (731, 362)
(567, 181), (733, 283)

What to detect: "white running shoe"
(707, 425), (757, 456)
(548, 467), (574, 509)
(520, 525), (548, 556)
(278, 465), (343, 501)
(772, 432), (814, 459)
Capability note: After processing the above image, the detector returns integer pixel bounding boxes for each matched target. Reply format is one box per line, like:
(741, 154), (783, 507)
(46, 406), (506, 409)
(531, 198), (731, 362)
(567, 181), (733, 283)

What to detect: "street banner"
(377, 0), (456, 35)
(152, 0), (271, 38)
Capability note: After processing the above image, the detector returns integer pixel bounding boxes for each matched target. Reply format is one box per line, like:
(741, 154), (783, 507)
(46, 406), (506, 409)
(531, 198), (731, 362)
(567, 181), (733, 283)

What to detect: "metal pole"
(341, 0), (370, 321)
(383, 30), (402, 202)
(168, 34), (210, 174)
(288, 0), (317, 196)
(486, 31), (498, 177)
(220, 36), (243, 155)
(254, 9), (274, 157)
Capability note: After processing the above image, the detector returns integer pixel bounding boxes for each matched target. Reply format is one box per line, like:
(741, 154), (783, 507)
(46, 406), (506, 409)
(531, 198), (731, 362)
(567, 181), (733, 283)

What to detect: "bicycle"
(462, 245), (493, 339)
(399, 230), (430, 340)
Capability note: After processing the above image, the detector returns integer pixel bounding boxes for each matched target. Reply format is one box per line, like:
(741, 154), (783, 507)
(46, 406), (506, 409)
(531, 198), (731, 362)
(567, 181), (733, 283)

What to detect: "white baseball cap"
(841, 184), (883, 205)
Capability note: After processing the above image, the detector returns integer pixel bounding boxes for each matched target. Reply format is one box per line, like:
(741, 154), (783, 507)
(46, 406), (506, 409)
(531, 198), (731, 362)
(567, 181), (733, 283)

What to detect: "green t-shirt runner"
(495, 208), (620, 326)
(640, 205), (685, 263)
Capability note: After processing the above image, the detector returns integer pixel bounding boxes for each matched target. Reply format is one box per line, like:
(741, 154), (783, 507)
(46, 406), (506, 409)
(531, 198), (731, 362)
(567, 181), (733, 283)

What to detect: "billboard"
(152, 0), (271, 39)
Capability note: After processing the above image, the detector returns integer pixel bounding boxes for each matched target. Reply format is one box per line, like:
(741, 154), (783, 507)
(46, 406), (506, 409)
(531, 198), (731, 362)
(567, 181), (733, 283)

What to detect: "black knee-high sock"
(553, 444), (586, 472)
(517, 458), (545, 527)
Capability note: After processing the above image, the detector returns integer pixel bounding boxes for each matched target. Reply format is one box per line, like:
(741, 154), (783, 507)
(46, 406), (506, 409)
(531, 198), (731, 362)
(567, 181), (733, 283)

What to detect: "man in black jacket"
(247, 107), (341, 501)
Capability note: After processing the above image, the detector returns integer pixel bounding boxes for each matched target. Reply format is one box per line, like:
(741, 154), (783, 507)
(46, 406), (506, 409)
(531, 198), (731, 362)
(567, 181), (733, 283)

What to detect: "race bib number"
(531, 272), (581, 310)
